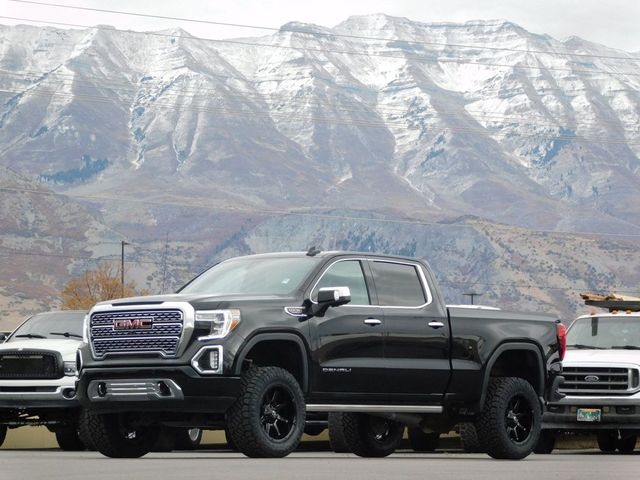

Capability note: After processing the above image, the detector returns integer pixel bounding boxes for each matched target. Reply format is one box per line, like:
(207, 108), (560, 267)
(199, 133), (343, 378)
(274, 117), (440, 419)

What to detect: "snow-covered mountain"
(1, 15), (640, 327)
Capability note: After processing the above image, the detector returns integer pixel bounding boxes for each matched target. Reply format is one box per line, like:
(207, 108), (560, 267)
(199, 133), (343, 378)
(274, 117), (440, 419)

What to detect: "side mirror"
(317, 287), (351, 306)
(307, 287), (351, 317)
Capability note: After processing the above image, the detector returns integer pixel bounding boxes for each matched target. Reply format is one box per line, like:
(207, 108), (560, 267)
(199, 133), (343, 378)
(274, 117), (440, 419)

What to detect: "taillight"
(557, 322), (567, 361)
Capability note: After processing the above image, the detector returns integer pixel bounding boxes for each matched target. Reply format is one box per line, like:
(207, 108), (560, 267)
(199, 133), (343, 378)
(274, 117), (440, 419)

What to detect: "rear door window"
(370, 261), (426, 307)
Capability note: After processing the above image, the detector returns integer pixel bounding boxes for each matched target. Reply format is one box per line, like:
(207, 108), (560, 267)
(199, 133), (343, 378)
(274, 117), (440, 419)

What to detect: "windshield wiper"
(50, 332), (83, 339)
(14, 333), (47, 339)
(566, 344), (605, 350)
(611, 345), (640, 350)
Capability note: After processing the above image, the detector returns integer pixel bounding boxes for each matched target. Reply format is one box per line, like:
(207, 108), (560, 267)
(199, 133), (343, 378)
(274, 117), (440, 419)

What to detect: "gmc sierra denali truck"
(537, 295), (640, 454)
(76, 250), (565, 459)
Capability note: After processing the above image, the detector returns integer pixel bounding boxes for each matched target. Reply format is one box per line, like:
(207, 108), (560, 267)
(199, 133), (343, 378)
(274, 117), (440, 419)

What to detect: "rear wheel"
(82, 411), (159, 458)
(331, 412), (404, 458)
(55, 427), (85, 451)
(474, 377), (541, 460)
(225, 366), (305, 458)
(408, 428), (439, 452)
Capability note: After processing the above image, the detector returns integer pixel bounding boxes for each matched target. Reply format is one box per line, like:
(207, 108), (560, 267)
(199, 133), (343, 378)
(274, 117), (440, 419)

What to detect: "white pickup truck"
(0, 311), (87, 450)
(538, 295), (640, 454)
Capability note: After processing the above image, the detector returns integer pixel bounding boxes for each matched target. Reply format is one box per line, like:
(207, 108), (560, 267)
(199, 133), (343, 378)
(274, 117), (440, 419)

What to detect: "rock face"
(1, 16), (639, 327)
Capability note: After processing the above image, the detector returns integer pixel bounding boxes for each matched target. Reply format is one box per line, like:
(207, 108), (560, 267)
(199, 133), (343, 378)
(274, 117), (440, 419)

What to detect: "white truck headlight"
(196, 309), (241, 340)
(63, 361), (78, 377)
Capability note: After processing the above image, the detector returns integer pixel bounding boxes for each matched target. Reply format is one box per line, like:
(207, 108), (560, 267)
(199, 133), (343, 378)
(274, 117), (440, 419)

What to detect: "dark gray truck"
(76, 251), (565, 459)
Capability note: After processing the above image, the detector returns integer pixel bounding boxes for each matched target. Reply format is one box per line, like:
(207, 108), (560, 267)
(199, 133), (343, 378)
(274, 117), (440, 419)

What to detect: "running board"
(306, 404), (443, 413)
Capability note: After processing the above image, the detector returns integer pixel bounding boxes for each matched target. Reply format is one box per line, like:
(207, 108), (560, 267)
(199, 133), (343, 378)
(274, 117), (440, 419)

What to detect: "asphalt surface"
(0, 449), (637, 480)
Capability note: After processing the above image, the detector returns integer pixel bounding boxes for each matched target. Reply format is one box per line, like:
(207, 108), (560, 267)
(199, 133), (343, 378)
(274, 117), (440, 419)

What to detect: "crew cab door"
(307, 258), (385, 400)
(368, 259), (451, 403)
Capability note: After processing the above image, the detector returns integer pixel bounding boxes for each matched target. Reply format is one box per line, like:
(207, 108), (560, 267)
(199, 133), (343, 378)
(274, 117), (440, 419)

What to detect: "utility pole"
(121, 240), (130, 297)
(463, 292), (483, 305)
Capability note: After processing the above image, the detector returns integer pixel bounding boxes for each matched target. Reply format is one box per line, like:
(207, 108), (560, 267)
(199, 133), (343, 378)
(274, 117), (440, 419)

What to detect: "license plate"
(577, 408), (602, 422)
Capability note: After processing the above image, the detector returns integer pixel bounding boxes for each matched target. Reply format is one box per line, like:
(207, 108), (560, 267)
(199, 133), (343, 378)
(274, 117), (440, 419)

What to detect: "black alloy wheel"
(504, 395), (534, 444)
(260, 386), (297, 440)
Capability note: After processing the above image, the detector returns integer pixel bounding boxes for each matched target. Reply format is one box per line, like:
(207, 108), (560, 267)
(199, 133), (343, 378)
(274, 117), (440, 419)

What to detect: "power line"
(3, 68), (640, 134)
(2, 85), (640, 147)
(2, 15), (640, 79)
(6, 0), (640, 63)
(2, 184), (640, 239)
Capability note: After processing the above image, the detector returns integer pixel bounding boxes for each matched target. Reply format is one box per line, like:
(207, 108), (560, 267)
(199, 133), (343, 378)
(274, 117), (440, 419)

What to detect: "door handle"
(364, 318), (382, 326)
(428, 321), (445, 329)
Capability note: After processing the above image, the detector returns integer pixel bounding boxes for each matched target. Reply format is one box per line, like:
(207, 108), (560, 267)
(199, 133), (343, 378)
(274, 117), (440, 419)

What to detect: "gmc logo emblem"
(113, 318), (154, 331)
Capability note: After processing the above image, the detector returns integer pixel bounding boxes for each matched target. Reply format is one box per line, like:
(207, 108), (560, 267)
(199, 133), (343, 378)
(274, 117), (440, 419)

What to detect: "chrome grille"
(90, 309), (183, 357)
(560, 366), (639, 396)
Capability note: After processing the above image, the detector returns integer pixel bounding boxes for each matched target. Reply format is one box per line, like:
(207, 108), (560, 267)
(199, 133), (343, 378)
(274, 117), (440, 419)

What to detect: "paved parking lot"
(0, 450), (637, 480)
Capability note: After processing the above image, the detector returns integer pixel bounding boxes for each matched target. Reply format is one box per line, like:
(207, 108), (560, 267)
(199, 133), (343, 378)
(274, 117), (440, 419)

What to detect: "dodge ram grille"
(0, 351), (61, 379)
(90, 309), (183, 357)
(560, 366), (640, 396)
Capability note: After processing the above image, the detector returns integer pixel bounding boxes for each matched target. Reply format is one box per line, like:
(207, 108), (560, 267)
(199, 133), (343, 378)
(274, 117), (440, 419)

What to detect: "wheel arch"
(479, 342), (545, 410)
(233, 332), (310, 393)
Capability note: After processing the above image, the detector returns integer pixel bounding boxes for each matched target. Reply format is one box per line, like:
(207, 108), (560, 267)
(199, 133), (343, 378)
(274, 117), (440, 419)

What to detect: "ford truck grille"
(90, 309), (183, 357)
(560, 366), (640, 396)
(0, 351), (61, 379)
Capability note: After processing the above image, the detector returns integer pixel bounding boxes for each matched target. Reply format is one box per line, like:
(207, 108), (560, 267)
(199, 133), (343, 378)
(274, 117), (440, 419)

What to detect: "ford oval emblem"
(584, 375), (600, 382)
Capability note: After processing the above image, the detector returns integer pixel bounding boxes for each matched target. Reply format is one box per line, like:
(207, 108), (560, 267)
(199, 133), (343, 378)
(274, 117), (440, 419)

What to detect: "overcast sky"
(2, 0), (640, 52)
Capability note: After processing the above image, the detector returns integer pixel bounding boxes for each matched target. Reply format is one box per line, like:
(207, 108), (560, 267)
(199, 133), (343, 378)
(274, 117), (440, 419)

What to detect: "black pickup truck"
(76, 251), (565, 459)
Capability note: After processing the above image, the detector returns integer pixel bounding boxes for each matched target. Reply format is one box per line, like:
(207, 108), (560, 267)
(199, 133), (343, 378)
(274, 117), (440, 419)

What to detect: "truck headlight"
(195, 309), (241, 340)
(63, 361), (78, 377)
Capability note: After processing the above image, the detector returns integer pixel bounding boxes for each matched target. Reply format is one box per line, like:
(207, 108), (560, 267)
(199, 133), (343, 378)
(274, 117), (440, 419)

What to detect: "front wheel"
(55, 427), (85, 451)
(174, 428), (203, 450)
(459, 422), (483, 453)
(81, 411), (159, 458)
(328, 412), (350, 453)
(474, 377), (541, 460)
(331, 412), (404, 457)
(0, 425), (6, 447)
(596, 431), (617, 453)
(533, 429), (556, 454)
(225, 366), (305, 458)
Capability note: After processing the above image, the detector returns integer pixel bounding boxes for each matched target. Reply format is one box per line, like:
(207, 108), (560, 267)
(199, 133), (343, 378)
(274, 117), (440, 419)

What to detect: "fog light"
(191, 346), (223, 375)
(97, 382), (107, 397)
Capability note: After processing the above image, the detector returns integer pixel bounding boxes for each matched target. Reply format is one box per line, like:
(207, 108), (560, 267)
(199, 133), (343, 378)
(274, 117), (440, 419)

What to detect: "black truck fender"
(233, 332), (310, 392)
(478, 342), (545, 411)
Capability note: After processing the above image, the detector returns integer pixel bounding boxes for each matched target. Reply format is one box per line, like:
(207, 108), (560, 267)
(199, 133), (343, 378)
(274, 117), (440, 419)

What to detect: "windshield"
(8, 311), (86, 342)
(567, 316), (640, 350)
(180, 256), (320, 296)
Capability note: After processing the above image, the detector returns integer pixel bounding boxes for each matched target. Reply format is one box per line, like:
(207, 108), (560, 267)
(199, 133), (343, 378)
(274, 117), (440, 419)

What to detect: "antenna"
(306, 246), (321, 257)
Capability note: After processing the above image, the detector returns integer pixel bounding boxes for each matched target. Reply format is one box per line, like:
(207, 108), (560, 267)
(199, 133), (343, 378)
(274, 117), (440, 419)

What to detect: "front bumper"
(0, 377), (79, 408)
(543, 396), (640, 430)
(77, 366), (241, 414)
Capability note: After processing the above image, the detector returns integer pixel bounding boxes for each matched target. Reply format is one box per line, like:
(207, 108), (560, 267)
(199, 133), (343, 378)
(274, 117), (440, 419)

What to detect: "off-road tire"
(152, 428), (176, 452)
(332, 412), (404, 458)
(328, 412), (350, 453)
(77, 410), (96, 451)
(82, 411), (160, 458)
(225, 366), (305, 458)
(0, 425), (7, 447)
(474, 377), (541, 460)
(55, 427), (86, 451)
(533, 429), (556, 454)
(459, 422), (483, 453)
(596, 431), (617, 453)
(408, 428), (439, 452)
(174, 428), (203, 450)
